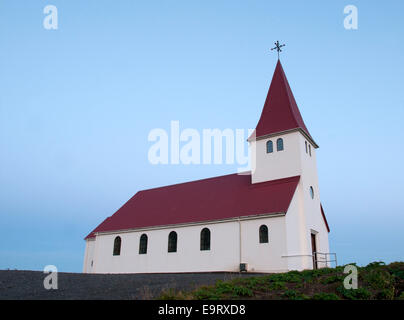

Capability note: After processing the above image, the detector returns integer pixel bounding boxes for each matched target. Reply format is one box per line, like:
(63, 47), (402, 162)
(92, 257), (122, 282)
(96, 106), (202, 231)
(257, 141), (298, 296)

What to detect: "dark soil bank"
(0, 270), (261, 300)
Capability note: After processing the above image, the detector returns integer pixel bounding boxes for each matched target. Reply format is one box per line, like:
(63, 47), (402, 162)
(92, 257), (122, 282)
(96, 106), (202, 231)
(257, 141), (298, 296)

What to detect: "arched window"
(310, 186), (314, 199)
(168, 231), (177, 253)
(200, 228), (211, 251)
(309, 144), (312, 156)
(139, 234), (148, 254)
(305, 141), (308, 153)
(259, 225), (269, 243)
(113, 236), (121, 256)
(277, 138), (284, 151)
(266, 140), (273, 153)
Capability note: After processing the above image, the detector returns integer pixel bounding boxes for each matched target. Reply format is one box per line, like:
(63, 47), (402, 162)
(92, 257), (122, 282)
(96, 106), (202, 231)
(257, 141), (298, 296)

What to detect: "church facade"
(83, 60), (331, 274)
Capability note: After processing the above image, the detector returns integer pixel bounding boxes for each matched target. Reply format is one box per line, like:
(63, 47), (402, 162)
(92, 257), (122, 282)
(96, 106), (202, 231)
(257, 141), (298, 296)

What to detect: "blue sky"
(0, 0), (403, 272)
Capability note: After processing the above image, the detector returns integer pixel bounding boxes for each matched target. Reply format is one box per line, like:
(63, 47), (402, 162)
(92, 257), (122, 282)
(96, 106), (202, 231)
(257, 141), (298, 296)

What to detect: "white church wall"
(251, 131), (303, 184)
(293, 133), (330, 268)
(84, 214), (290, 274)
(267, 133), (331, 271)
(90, 221), (241, 274)
(83, 238), (95, 273)
(284, 186), (312, 271)
(240, 216), (288, 273)
(298, 134), (330, 268)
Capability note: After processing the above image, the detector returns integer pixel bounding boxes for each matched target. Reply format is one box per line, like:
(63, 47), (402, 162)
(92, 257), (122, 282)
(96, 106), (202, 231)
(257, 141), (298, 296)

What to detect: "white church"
(83, 58), (333, 274)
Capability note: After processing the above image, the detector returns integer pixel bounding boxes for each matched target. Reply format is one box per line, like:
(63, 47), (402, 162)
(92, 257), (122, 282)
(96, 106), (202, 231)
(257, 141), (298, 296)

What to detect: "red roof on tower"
(85, 175), (300, 239)
(250, 60), (316, 146)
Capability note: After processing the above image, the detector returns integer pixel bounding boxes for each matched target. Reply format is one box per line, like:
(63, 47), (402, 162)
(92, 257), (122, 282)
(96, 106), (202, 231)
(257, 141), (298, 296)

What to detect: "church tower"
(249, 59), (318, 184)
(249, 59), (330, 270)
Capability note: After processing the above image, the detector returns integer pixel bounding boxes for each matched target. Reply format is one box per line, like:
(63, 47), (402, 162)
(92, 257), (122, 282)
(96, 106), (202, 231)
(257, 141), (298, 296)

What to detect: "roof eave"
(88, 212), (287, 238)
(248, 127), (319, 148)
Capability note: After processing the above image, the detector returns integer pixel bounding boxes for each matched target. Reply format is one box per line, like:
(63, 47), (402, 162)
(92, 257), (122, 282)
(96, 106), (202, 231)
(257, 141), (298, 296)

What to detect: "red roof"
(252, 60), (314, 143)
(85, 175), (300, 239)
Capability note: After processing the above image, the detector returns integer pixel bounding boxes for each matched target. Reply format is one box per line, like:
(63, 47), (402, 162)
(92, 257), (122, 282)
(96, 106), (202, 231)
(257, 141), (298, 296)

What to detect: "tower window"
(113, 236), (121, 256)
(309, 144), (312, 156)
(305, 141), (308, 153)
(200, 228), (211, 251)
(259, 225), (269, 243)
(139, 234), (148, 254)
(168, 231), (177, 253)
(310, 186), (314, 199)
(266, 140), (273, 153)
(276, 138), (284, 151)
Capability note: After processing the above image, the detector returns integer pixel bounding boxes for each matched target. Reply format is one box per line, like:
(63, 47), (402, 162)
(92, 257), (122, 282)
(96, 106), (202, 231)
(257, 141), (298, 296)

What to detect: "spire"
(251, 60), (316, 146)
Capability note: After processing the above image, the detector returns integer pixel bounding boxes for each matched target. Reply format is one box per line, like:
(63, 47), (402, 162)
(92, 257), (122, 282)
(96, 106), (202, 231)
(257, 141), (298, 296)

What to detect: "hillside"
(160, 262), (404, 300)
(1, 262), (403, 300)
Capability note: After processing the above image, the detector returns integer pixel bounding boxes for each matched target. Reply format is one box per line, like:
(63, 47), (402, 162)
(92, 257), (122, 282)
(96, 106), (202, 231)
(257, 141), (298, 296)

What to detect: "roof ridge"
(138, 171), (246, 193)
(139, 173), (300, 193)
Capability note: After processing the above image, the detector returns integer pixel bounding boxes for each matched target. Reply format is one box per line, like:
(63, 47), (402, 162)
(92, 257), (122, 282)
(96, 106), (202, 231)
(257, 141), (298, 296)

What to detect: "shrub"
(282, 290), (308, 300)
(269, 281), (286, 290)
(240, 277), (268, 289)
(193, 286), (221, 300)
(392, 270), (404, 280)
(269, 272), (302, 283)
(363, 269), (393, 290)
(300, 270), (314, 282)
(376, 288), (395, 300)
(320, 274), (344, 285)
(311, 293), (340, 300)
(364, 261), (385, 270)
(337, 286), (371, 300)
(284, 272), (303, 283)
(386, 262), (404, 280)
(232, 286), (253, 297)
(215, 281), (234, 295)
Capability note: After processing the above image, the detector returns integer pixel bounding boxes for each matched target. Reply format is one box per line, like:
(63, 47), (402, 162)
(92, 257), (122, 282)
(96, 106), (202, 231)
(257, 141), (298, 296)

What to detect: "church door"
(311, 233), (317, 270)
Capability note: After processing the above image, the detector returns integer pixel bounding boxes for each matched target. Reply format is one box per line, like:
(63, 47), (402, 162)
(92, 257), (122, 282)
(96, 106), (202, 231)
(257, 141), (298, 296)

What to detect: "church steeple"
(251, 60), (317, 147)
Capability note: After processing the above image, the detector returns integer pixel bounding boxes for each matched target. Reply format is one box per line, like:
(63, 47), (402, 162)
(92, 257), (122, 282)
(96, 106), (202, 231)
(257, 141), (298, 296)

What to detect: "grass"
(157, 261), (404, 300)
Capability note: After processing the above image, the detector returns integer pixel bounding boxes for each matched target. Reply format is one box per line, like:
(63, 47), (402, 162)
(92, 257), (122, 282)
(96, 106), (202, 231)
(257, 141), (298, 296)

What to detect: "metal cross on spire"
(271, 40), (285, 60)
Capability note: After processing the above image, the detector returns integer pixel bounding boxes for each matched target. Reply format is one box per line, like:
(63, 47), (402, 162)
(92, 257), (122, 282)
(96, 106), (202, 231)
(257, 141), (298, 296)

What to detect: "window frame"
(168, 231), (178, 253)
(200, 228), (211, 251)
(276, 138), (284, 151)
(139, 233), (148, 255)
(259, 225), (269, 243)
(113, 236), (121, 256)
(266, 140), (273, 153)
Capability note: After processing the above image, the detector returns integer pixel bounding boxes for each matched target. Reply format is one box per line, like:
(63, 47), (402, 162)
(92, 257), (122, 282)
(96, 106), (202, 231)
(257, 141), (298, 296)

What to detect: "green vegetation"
(336, 286), (371, 300)
(281, 289), (309, 300)
(311, 292), (340, 300)
(158, 261), (404, 300)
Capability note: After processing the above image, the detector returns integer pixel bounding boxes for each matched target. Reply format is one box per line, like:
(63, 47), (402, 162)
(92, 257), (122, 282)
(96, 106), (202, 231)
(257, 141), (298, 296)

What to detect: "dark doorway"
(311, 233), (317, 269)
